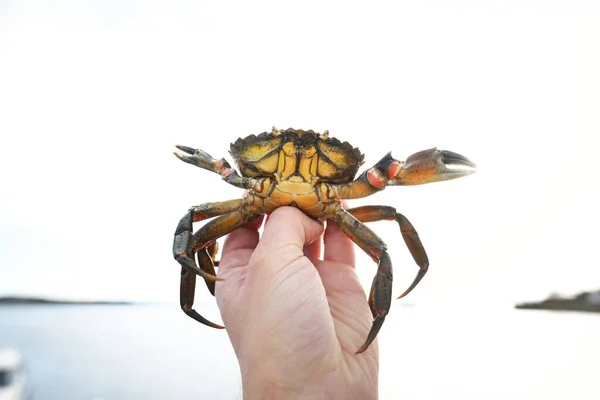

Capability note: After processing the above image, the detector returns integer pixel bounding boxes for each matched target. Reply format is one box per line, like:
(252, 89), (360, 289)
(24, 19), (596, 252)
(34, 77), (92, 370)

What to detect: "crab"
(172, 127), (475, 353)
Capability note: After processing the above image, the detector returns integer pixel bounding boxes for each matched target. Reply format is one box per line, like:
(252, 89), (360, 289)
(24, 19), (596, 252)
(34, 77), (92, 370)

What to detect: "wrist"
(242, 380), (323, 400)
(241, 364), (328, 400)
(240, 360), (378, 400)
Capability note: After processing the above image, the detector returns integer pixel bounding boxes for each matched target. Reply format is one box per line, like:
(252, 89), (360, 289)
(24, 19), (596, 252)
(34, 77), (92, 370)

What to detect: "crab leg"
(179, 245), (220, 330)
(173, 199), (258, 329)
(174, 145), (262, 191)
(333, 148), (476, 199)
(332, 210), (393, 354)
(179, 267), (223, 328)
(197, 242), (219, 296)
(347, 206), (429, 299)
(174, 199), (246, 281)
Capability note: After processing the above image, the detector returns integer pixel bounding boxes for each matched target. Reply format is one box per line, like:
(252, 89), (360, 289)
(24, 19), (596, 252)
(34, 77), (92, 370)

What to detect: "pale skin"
(215, 206), (379, 400)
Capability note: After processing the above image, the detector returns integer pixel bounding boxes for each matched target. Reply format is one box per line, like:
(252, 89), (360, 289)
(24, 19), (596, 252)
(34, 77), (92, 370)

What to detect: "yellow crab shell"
(229, 128), (365, 184)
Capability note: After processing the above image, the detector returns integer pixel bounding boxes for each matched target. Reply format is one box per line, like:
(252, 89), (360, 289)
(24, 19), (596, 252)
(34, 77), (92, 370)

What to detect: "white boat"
(0, 347), (31, 400)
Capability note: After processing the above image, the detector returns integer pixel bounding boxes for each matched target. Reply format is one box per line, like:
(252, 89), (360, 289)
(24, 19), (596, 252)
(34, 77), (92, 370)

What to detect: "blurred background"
(1, 0), (599, 399)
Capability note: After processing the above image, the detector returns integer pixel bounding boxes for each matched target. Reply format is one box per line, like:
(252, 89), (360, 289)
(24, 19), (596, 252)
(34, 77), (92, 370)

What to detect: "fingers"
(218, 215), (265, 272)
(303, 238), (322, 265)
(221, 215), (264, 253)
(250, 207), (324, 273)
(323, 220), (356, 268)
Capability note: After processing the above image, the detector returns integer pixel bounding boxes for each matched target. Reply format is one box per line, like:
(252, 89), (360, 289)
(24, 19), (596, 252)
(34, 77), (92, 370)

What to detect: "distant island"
(0, 296), (134, 305)
(516, 290), (600, 313)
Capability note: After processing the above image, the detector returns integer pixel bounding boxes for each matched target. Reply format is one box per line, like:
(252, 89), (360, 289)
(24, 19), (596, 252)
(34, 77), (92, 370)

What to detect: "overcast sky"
(1, 0), (599, 307)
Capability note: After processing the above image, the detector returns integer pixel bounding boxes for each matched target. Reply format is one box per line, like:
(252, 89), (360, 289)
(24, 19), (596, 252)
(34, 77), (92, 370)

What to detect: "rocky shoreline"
(516, 290), (600, 313)
(0, 296), (133, 305)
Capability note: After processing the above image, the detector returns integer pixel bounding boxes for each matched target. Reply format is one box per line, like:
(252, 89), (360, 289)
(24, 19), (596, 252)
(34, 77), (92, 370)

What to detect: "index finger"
(323, 220), (356, 267)
(221, 215), (264, 253)
(219, 215), (265, 272)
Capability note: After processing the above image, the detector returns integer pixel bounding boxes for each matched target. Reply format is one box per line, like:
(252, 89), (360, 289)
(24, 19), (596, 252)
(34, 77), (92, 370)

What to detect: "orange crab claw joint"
(366, 168), (386, 189)
(391, 148), (476, 186)
(388, 161), (403, 180)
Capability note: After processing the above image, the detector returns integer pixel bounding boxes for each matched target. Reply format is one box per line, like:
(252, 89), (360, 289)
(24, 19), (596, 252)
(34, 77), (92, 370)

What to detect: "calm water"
(1, 304), (599, 399)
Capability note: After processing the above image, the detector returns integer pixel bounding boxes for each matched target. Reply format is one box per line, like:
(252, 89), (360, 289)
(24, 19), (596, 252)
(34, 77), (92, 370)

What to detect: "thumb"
(249, 207), (323, 276)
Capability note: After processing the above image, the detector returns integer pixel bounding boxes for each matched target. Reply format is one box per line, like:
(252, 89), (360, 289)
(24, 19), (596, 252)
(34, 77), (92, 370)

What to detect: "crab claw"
(392, 148), (476, 186)
(174, 145), (231, 173)
(175, 144), (198, 155)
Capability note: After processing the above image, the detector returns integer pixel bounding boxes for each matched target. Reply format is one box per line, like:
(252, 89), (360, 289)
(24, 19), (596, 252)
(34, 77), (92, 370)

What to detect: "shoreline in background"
(516, 289), (600, 313)
(0, 296), (135, 305)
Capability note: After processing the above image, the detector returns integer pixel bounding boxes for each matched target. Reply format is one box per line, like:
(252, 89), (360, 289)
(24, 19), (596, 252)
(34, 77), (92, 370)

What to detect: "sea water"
(1, 304), (599, 399)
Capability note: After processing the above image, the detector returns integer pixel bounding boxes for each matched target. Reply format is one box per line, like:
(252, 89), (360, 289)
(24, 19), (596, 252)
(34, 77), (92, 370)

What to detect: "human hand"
(215, 206), (379, 400)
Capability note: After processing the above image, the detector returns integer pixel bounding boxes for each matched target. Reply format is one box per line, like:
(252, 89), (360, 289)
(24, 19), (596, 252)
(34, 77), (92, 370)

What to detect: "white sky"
(1, 0), (599, 307)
